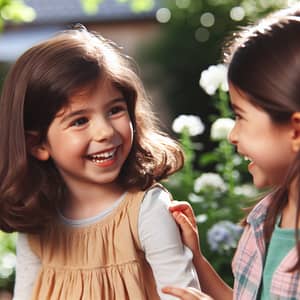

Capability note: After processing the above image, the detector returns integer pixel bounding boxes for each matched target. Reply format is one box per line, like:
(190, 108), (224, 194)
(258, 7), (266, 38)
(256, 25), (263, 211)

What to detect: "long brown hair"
(224, 5), (300, 269)
(0, 27), (184, 233)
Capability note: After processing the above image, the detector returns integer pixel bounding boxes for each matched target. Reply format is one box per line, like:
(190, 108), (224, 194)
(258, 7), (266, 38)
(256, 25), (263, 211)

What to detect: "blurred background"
(0, 0), (297, 298)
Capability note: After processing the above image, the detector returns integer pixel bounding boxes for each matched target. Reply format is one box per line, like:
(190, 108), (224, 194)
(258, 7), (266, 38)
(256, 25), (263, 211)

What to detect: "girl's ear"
(26, 131), (50, 161)
(291, 112), (300, 152)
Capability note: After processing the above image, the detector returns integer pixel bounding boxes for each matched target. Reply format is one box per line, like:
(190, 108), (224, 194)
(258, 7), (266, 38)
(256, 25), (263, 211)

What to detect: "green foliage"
(80, 0), (104, 14)
(141, 0), (293, 144)
(164, 85), (257, 285)
(0, 232), (16, 292)
(0, 0), (35, 29)
(129, 0), (154, 12)
(80, 0), (154, 14)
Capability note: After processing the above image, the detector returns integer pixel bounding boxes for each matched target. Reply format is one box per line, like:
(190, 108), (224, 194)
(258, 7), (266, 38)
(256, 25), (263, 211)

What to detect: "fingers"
(169, 201), (197, 227)
(162, 286), (211, 300)
(169, 201), (191, 212)
(172, 211), (194, 233)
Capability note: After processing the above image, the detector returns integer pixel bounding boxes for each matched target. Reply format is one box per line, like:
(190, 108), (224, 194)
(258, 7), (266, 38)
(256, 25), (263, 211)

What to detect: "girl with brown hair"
(0, 26), (199, 299)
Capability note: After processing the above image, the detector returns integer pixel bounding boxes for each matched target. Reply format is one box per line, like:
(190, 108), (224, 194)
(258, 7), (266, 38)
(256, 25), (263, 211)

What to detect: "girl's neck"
(61, 182), (126, 220)
(281, 180), (299, 228)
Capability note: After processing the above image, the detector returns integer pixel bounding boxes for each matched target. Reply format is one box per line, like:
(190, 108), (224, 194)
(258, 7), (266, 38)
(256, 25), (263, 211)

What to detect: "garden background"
(0, 0), (296, 297)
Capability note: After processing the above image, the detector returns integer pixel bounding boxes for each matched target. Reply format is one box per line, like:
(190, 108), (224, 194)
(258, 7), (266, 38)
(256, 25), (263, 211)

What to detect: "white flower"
(1, 253), (16, 269)
(232, 154), (242, 166)
(0, 252), (16, 278)
(194, 172), (227, 193)
(196, 214), (208, 223)
(210, 118), (235, 141)
(199, 64), (229, 96)
(234, 184), (257, 197)
(188, 193), (204, 203)
(172, 114), (205, 136)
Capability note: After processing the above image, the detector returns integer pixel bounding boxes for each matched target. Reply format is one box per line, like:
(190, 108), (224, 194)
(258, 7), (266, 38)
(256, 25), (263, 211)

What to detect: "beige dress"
(28, 189), (160, 300)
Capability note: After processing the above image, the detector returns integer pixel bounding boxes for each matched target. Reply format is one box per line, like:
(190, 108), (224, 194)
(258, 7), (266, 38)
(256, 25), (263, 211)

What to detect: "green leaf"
(80, 0), (104, 14)
(130, 0), (154, 12)
(0, 0), (35, 23)
(199, 152), (218, 166)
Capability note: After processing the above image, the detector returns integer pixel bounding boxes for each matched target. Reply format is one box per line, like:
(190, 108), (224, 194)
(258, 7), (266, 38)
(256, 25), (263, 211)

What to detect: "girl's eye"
(234, 113), (242, 121)
(108, 105), (127, 116)
(71, 117), (89, 127)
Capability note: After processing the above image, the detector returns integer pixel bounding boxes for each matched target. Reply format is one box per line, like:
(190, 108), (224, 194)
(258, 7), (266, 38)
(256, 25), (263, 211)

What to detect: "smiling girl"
(0, 27), (199, 300)
(163, 4), (300, 300)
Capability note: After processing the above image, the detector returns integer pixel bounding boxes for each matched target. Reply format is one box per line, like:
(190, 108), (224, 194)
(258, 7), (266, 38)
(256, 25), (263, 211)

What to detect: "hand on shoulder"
(169, 201), (201, 256)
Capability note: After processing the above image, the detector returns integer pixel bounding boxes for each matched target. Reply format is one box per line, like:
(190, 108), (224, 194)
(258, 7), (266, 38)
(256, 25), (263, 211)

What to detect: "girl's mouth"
(86, 148), (117, 164)
(244, 156), (255, 171)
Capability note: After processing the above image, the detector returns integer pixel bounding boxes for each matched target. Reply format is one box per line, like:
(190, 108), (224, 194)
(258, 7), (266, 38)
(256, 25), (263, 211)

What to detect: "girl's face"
(37, 79), (133, 193)
(228, 83), (296, 189)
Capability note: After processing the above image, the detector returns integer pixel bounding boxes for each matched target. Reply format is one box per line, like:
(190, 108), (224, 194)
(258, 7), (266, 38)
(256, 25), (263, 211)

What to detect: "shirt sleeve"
(138, 186), (200, 300)
(13, 233), (41, 300)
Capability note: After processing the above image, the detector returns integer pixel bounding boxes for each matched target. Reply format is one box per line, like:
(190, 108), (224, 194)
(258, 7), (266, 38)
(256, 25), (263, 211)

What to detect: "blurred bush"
(141, 0), (295, 150)
(0, 232), (16, 293)
(164, 63), (258, 285)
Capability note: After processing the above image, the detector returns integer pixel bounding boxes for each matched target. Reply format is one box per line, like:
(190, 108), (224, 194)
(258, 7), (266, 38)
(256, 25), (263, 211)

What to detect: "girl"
(163, 4), (300, 300)
(0, 26), (200, 299)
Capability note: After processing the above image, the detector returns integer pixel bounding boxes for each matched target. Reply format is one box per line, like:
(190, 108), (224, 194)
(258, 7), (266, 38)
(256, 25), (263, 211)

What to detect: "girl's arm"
(169, 202), (233, 300)
(13, 233), (41, 300)
(138, 187), (200, 300)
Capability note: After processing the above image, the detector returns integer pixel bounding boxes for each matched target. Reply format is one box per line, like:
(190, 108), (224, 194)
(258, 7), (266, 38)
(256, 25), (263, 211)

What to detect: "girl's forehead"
(64, 79), (122, 108)
(67, 78), (110, 101)
(53, 83), (99, 118)
(229, 83), (254, 105)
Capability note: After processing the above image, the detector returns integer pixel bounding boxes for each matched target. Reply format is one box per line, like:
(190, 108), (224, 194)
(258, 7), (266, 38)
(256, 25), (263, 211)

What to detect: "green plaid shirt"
(232, 195), (300, 300)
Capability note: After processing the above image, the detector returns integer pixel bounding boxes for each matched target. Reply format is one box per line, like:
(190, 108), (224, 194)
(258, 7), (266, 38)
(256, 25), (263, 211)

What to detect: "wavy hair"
(0, 27), (184, 233)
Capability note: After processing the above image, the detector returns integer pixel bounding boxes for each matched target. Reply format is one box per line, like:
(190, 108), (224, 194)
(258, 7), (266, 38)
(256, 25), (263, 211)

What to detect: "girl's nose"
(92, 118), (114, 142)
(228, 125), (237, 145)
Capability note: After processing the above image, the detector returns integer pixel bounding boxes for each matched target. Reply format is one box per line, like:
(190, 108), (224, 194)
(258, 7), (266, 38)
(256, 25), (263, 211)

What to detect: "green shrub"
(164, 64), (258, 285)
(0, 232), (16, 292)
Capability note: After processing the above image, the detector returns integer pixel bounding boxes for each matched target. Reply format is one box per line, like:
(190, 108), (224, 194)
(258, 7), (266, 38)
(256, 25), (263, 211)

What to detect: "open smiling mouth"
(86, 148), (117, 164)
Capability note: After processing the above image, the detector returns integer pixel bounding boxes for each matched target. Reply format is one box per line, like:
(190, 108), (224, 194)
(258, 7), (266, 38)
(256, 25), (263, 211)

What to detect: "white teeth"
(244, 156), (251, 161)
(88, 149), (116, 162)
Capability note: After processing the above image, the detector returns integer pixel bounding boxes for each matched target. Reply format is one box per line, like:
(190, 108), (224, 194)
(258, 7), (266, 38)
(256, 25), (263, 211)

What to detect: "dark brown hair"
(0, 27), (184, 233)
(224, 5), (300, 269)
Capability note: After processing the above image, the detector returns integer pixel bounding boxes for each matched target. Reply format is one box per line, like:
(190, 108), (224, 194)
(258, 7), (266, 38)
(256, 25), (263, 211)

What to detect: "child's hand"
(162, 286), (214, 300)
(169, 201), (200, 255)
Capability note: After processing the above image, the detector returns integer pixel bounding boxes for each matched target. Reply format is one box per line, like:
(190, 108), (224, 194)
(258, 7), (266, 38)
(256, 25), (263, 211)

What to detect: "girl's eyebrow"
(104, 97), (128, 109)
(108, 97), (127, 105)
(230, 102), (245, 113)
(60, 109), (90, 124)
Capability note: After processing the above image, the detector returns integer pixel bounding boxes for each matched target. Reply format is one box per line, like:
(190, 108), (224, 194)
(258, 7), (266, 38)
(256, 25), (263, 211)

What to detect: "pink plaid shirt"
(232, 195), (300, 300)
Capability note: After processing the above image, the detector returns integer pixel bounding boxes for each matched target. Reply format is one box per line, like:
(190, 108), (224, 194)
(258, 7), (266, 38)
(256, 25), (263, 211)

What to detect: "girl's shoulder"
(146, 182), (172, 195)
(247, 193), (273, 223)
(128, 182), (172, 205)
(142, 183), (172, 204)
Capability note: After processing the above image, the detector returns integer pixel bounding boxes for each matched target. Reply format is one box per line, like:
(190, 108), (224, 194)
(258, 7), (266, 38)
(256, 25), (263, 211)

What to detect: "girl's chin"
(252, 177), (273, 189)
(253, 183), (270, 189)
(249, 166), (272, 189)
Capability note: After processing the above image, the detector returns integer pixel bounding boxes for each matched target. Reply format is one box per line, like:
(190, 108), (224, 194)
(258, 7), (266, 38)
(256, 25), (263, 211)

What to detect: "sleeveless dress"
(28, 189), (160, 300)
